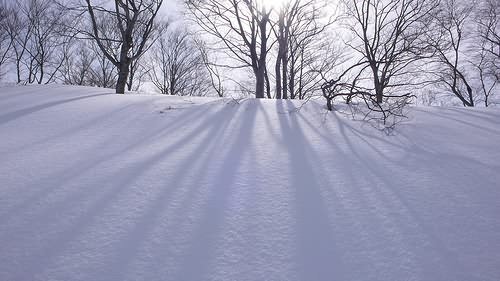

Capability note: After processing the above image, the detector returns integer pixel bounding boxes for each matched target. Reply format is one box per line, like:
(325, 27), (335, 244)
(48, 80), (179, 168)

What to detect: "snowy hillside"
(1, 84), (499, 281)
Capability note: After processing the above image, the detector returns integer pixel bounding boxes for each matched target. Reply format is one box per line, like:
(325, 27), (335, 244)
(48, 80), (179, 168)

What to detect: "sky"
(160, 0), (183, 19)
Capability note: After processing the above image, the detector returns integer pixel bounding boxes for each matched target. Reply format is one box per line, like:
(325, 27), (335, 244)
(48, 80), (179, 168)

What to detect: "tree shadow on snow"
(0, 100), (248, 280)
(276, 100), (346, 280)
(0, 92), (111, 125)
(294, 109), (496, 280)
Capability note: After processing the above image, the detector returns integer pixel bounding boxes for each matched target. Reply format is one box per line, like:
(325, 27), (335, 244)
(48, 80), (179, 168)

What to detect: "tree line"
(0, 0), (498, 112)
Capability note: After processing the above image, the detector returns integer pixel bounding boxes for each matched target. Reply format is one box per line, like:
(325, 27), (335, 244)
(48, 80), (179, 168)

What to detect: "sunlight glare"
(261, 0), (291, 9)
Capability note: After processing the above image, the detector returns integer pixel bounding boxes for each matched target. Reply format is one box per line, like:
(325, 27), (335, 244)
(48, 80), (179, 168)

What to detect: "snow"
(1, 84), (499, 281)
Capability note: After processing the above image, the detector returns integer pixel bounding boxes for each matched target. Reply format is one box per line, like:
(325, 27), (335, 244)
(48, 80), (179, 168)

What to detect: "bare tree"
(125, 19), (162, 91)
(19, 0), (75, 84)
(195, 38), (225, 97)
(59, 37), (118, 88)
(471, 45), (498, 107)
(2, 0), (71, 84)
(273, 3), (290, 99)
(4, 1), (31, 84)
(0, 2), (12, 79)
(476, 0), (499, 83)
(149, 27), (211, 96)
(59, 40), (94, 86)
(127, 55), (149, 91)
(470, 0), (499, 107)
(428, 0), (475, 106)
(88, 40), (118, 88)
(343, 0), (438, 104)
(291, 40), (340, 100)
(272, 0), (332, 100)
(186, 0), (272, 98)
(84, 0), (163, 94)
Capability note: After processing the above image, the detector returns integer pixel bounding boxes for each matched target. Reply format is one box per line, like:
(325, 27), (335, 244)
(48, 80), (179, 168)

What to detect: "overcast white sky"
(159, 0), (183, 19)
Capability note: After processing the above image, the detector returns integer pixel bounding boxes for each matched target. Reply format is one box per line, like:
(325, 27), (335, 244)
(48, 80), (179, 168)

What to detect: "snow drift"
(1, 84), (499, 281)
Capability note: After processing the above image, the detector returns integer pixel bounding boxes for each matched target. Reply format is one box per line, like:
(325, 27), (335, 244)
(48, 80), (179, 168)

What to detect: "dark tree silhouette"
(84, 0), (163, 94)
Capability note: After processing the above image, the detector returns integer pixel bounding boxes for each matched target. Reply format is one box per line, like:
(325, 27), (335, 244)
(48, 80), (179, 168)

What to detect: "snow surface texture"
(1, 85), (500, 281)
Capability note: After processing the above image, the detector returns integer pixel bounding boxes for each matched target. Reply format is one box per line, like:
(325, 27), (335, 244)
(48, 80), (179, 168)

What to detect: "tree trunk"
(371, 65), (383, 104)
(116, 62), (130, 94)
(282, 21), (289, 100)
(375, 83), (383, 104)
(170, 77), (176, 95)
(465, 82), (474, 107)
(38, 57), (44, 84)
(255, 67), (266, 99)
(298, 70), (303, 99)
(275, 12), (285, 100)
(265, 67), (271, 99)
(289, 55), (296, 99)
(116, 36), (132, 94)
(255, 7), (269, 99)
(16, 60), (21, 84)
(451, 86), (474, 107)
(282, 55), (288, 99)
(326, 97), (333, 111)
(127, 69), (134, 91)
(275, 56), (282, 99)
(298, 48), (304, 99)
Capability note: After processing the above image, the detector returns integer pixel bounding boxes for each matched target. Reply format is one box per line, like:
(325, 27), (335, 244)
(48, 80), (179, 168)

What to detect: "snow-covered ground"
(1, 84), (499, 281)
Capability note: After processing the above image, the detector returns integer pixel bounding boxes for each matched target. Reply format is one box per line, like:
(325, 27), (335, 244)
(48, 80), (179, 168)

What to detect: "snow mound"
(1, 84), (499, 281)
